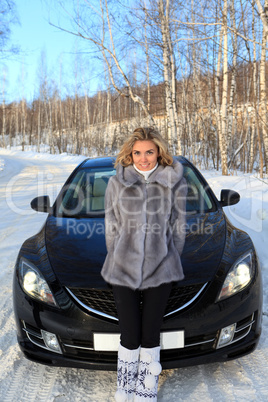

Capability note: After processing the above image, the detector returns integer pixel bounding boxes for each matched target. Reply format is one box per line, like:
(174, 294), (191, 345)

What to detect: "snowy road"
(0, 149), (267, 402)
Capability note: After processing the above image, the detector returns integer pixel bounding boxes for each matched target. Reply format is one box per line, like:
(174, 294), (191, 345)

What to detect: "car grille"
(66, 283), (207, 321)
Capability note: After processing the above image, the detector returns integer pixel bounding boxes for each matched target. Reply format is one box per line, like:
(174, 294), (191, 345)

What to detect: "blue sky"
(3, 0), (95, 103)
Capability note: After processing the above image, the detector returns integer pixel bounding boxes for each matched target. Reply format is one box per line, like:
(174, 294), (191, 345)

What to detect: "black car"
(13, 156), (263, 370)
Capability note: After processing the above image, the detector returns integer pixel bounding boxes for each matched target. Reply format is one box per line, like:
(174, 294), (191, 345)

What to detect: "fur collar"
(116, 159), (184, 189)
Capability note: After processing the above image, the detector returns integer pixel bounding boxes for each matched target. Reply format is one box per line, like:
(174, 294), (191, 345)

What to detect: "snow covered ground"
(0, 147), (267, 402)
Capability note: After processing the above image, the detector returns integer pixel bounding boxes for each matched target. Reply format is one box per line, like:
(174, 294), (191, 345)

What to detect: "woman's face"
(132, 140), (159, 171)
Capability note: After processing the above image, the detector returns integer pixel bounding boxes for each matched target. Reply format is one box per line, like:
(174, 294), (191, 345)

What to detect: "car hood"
(45, 211), (226, 288)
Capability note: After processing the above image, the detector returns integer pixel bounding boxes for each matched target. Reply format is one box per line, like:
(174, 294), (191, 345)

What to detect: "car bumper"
(13, 273), (262, 371)
(16, 327), (260, 371)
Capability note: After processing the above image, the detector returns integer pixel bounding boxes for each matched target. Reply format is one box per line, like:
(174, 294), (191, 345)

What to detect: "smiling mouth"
(140, 164), (150, 169)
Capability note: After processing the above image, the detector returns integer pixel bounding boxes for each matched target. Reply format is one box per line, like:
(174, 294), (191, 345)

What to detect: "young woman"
(101, 127), (187, 401)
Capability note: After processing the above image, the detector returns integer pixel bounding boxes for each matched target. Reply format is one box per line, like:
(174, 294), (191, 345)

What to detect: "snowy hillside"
(0, 147), (267, 401)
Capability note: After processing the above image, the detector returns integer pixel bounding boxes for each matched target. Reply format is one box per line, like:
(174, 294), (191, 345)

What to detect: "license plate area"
(93, 330), (184, 351)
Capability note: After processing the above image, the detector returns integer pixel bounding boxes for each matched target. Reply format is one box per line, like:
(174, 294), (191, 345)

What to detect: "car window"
(57, 167), (116, 217)
(184, 165), (214, 214)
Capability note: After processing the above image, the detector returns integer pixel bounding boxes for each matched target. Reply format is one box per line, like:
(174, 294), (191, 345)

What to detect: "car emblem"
(67, 327), (75, 336)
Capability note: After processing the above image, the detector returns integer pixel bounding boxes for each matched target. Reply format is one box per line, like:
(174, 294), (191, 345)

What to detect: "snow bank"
(0, 146), (87, 164)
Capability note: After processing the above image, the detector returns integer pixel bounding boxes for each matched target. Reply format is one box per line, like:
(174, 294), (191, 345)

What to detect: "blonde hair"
(115, 127), (173, 167)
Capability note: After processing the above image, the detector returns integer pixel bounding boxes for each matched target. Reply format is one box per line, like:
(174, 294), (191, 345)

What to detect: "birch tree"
(219, 0), (229, 175)
(158, 0), (181, 152)
(228, 0), (238, 163)
(259, 0), (268, 172)
(255, 0), (268, 32)
(1, 70), (6, 147)
(52, 0), (154, 125)
(21, 98), (27, 151)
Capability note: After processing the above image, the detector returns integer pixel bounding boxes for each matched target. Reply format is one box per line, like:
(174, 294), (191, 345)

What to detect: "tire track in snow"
(3, 360), (43, 402)
(0, 285), (13, 330)
(157, 352), (265, 402)
(236, 349), (268, 400)
(0, 310), (16, 355)
(47, 368), (117, 402)
(202, 360), (256, 402)
(2, 360), (59, 402)
(0, 256), (19, 390)
(158, 365), (215, 402)
(34, 366), (59, 402)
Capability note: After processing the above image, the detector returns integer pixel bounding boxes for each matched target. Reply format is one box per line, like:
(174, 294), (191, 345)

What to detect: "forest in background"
(1, 0), (268, 176)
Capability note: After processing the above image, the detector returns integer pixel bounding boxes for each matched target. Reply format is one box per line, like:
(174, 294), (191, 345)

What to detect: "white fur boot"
(115, 343), (140, 402)
(134, 346), (162, 401)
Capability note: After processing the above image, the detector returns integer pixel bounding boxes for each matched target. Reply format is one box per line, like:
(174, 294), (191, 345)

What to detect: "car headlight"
(217, 251), (254, 301)
(18, 258), (57, 306)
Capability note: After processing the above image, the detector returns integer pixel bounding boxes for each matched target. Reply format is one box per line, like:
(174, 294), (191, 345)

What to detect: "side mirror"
(219, 189), (240, 207)
(31, 196), (51, 213)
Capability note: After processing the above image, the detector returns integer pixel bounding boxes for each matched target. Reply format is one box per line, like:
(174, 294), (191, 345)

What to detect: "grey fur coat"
(101, 160), (187, 290)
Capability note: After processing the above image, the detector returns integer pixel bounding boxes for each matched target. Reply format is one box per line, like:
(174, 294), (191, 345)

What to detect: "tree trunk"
(220, 0), (229, 176)
(259, 0), (268, 172)
(158, 0), (178, 151)
(1, 72), (6, 148)
(215, 27), (223, 172)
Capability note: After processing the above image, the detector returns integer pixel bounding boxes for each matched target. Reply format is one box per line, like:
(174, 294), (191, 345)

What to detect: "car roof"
(81, 156), (116, 168)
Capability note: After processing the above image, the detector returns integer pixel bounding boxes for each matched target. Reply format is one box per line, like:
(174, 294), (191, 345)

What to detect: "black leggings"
(113, 283), (172, 350)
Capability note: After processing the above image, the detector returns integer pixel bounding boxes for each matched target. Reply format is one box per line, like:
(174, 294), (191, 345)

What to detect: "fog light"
(41, 330), (62, 354)
(217, 324), (236, 348)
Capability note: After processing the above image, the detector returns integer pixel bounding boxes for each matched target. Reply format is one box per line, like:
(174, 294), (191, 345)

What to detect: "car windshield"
(56, 164), (214, 218)
(57, 167), (116, 217)
(184, 165), (214, 214)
